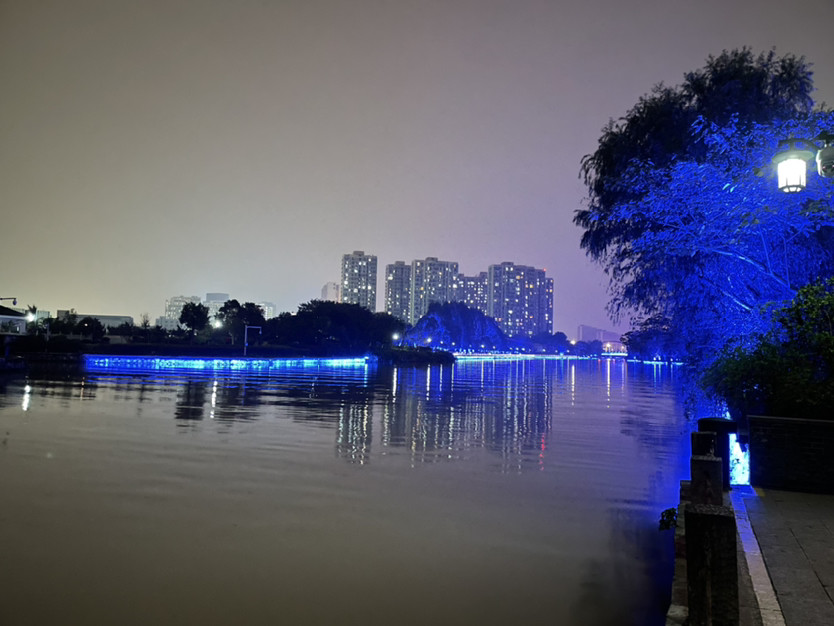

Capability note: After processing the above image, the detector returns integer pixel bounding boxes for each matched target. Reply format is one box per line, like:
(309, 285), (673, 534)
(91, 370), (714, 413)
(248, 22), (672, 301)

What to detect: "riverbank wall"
(665, 424), (763, 626)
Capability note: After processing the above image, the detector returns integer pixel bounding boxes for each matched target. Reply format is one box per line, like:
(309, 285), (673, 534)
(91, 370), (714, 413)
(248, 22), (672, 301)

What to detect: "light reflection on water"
(1, 357), (688, 626)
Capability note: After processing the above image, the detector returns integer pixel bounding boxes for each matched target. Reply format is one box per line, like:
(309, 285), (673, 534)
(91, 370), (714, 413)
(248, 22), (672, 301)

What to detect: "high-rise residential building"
(487, 262), (553, 337)
(384, 261), (411, 323)
(409, 257), (460, 325)
(341, 251), (377, 311)
(321, 281), (342, 303)
(455, 272), (489, 315)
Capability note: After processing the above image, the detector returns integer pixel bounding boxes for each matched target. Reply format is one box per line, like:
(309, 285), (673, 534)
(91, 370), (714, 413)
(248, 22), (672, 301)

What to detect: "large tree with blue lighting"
(576, 48), (834, 362)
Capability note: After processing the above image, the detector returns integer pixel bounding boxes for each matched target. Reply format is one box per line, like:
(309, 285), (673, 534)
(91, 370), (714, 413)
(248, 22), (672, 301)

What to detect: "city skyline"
(3, 1), (834, 334)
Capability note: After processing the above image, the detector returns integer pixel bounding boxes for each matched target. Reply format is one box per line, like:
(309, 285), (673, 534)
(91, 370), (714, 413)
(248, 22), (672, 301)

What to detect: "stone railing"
(667, 419), (740, 626)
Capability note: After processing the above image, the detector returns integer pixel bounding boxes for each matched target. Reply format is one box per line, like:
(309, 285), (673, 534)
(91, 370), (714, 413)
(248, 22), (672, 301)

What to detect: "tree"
(179, 302), (210, 338)
(702, 277), (834, 420)
(405, 301), (507, 352)
(263, 301), (404, 354)
(49, 309), (78, 335)
(77, 316), (105, 341)
(25, 304), (38, 334)
(293, 300), (376, 352)
(575, 48), (834, 363)
(216, 300), (265, 345)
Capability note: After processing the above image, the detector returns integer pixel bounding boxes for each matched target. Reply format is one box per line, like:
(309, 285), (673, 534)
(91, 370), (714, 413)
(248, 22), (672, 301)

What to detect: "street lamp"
(0, 297), (17, 306)
(244, 325), (261, 357)
(771, 132), (834, 192)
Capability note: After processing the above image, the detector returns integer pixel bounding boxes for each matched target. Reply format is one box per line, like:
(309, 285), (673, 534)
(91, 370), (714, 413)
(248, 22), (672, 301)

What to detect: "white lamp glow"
(776, 157), (807, 193)
(772, 138), (816, 193)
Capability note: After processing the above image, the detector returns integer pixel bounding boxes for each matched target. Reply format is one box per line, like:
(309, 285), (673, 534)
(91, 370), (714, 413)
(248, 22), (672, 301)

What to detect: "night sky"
(2, 0), (833, 335)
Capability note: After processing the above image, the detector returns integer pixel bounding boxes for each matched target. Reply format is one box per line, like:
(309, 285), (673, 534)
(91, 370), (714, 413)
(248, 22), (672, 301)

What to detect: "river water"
(0, 356), (689, 626)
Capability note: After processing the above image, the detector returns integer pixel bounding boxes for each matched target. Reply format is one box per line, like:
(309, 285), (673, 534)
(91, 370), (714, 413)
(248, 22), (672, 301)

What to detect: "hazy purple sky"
(2, 0), (833, 335)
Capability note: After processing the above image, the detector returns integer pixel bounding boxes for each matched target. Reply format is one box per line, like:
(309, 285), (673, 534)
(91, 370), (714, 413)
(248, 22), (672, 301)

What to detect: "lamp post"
(771, 131), (834, 192)
(0, 297), (18, 306)
(244, 325), (261, 357)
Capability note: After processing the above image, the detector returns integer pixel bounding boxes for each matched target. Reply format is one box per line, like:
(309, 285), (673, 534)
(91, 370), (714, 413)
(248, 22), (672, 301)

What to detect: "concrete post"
(692, 431), (716, 457)
(690, 455), (723, 506)
(685, 504), (738, 626)
(698, 418), (737, 490)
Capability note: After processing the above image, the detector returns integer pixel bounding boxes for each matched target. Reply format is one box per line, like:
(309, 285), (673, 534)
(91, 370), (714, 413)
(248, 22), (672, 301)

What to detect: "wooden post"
(685, 504), (738, 626)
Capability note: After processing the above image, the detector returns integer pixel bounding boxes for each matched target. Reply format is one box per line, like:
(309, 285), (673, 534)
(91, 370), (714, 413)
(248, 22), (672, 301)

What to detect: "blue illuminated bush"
(703, 277), (834, 420)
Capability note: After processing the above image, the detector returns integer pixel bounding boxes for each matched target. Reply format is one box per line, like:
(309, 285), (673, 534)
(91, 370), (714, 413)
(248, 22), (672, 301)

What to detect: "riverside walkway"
(732, 486), (834, 626)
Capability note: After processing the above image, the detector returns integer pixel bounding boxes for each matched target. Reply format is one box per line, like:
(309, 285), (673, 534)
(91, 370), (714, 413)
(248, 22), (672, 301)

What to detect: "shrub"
(702, 277), (834, 420)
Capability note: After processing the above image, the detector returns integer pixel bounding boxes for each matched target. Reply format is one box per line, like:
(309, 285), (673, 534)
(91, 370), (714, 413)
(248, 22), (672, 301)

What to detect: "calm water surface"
(0, 357), (689, 626)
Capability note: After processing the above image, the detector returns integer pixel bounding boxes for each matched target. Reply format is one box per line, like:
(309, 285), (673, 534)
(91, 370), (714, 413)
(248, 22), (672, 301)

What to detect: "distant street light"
(0, 297), (18, 306)
(244, 325), (261, 357)
(771, 131), (834, 192)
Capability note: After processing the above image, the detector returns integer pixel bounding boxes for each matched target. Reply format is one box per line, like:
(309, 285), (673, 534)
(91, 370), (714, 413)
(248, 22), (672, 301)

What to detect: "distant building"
(408, 257), (459, 325)
(204, 292), (230, 320)
(256, 302), (276, 319)
(0, 305), (27, 335)
(341, 251), (377, 312)
(487, 262), (553, 337)
(321, 281), (342, 303)
(57, 311), (134, 328)
(455, 272), (489, 316)
(155, 316), (179, 331)
(164, 295), (201, 324)
(384, 261), (411, 323)
(577, 325), (623, 350)
(155, 295), (202, 330)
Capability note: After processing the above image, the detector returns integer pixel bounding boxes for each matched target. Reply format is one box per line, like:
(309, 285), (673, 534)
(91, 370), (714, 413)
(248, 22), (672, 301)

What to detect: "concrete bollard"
(685, 504), (738, 626)
(690, 455), (723, 506)
(692, 431), (716, 457)
(698, 418), (737, 490)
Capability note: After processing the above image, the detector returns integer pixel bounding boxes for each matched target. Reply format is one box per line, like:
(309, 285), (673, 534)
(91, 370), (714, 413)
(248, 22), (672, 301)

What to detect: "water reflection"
(175, 380), (207, 422)
(14, 358), (686, 474)
(2, 357), (687, 626)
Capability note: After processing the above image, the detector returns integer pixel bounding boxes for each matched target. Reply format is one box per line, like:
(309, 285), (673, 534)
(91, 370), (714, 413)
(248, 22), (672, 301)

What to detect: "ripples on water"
(0, 357), (690, 626)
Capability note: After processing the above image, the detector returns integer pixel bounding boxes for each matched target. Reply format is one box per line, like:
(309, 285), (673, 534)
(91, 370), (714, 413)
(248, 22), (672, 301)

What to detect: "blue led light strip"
(83, 354), (372, 373)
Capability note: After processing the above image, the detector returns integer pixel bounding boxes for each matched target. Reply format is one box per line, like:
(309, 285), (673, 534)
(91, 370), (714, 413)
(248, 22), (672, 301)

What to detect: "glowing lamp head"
(772, 139), (815, 192)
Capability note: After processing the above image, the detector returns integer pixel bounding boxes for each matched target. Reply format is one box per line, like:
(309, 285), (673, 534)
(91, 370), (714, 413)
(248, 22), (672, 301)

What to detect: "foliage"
(178, 302), (210, 337)
(570, 339), (604, 357)
(702, 277), (834, 420)
(216, 300), (265, 345)
(658, 507), (677, 531)
(575, 48), (834, 364)
(47, 309), (78, 335)
(266, 300), (404, 354)
(404, 301), (508, 351)
(527, 331), (571, 354)
(77, 316), (105, 341)
(622, 317), (684, 361)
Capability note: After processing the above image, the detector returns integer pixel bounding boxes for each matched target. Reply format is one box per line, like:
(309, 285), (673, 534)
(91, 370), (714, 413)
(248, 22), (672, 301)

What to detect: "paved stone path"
(736, 487), (834, 626)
